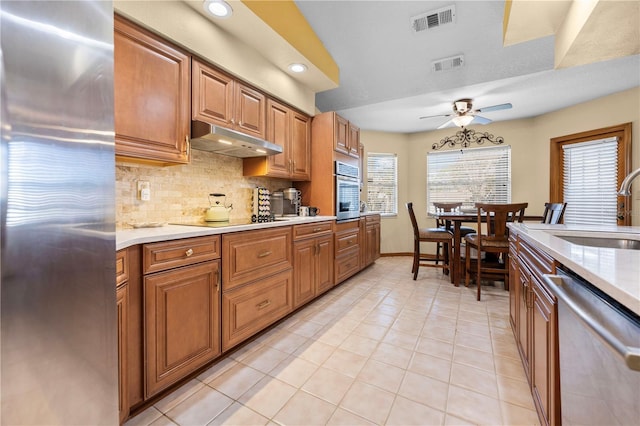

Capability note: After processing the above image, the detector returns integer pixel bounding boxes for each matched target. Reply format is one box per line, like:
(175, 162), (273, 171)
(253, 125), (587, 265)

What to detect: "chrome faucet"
(618, 167), (640, 196)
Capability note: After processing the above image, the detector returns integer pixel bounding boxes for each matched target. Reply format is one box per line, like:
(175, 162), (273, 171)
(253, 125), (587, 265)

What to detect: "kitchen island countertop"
(508, 223), (640, 315)
(116, 216), (337, 251)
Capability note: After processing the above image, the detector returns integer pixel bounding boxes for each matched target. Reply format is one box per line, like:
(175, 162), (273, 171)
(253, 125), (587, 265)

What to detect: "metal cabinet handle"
(313, 227), (322, 232)
(543, 274), (640, 371)
(185, 248), (194, 257)
(256, 299), (271, 309)
(257, 250), (272, 258)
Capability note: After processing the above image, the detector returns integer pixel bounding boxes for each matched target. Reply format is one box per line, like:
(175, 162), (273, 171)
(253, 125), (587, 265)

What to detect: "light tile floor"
(124, 257), (540, 426)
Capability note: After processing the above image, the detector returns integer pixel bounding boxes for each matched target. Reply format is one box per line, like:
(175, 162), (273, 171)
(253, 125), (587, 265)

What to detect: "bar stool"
(407, 202), (453, 280)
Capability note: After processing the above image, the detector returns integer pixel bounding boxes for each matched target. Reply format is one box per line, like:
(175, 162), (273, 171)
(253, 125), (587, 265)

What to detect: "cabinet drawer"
(335, 231), (359, 255)
(293, 221), (333, 240)
(335, 249), (360, 283)
(222, 270), (293, 351)
(116, 249), (129, 287)
(223, 227), (292, 291)
(143, 235), (220, 274)
(519, 239), (555, 278)
(365, 214), (380, 225)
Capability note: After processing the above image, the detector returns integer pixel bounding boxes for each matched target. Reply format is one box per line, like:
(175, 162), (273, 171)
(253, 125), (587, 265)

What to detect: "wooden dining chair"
(407, 202), (453, 280)
(464, 202), (528, 300)
(542, 202), (567, 224)
(433, 202), (476, 266)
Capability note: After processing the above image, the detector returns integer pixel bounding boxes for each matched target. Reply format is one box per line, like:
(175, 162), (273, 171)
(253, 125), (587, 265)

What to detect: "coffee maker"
(281, 188), (301, 216)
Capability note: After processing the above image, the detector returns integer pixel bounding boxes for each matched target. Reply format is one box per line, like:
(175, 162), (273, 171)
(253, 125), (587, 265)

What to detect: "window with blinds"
(367, 153), (397, 215)
(426, 145), (511, 213)
(562, 137), (618, 225)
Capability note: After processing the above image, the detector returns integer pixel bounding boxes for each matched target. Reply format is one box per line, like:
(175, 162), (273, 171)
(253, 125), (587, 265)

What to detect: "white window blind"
(367, 153), (397, 215)
(562, 137), (618, 225)
(426, 146), (511, 213)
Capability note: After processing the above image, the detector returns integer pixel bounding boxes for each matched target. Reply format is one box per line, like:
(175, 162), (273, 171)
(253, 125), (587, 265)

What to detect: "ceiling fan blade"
(419, 113), (453, 120)
(472, 115), (492, 125)
(476, 103), (512, 113)
(437, 118), (455, 129)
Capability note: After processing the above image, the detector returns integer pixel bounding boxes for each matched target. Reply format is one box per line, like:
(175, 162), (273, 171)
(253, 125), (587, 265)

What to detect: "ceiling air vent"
(432, 55), (464, 72)
(411, 5), (456, 33)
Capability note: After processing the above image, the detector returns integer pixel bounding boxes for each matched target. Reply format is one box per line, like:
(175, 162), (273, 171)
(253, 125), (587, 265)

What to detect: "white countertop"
(116, 216), (337, 251)
(508, 223), (640, 315)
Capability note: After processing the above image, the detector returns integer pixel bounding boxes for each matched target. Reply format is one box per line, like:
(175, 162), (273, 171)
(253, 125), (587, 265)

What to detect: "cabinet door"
(114, 15), (190, 164)
(235, 83), (266, 139)
(532, 277), (556, 426)
(315, 235), (334, 295)
(265, 99), (291, 178)
(334, 114), (349, 155)
(348, 122), (360, 158)
(517, 263), (531, 381)
(192, 59), (234, 127)
(116, 284), (129, 424)
(366, 223), (381, 265)
(144, 261), (221, 398)
(293, 239), (316, 308)
(509, 248), (519, 334)
(290, 111), (311, 180)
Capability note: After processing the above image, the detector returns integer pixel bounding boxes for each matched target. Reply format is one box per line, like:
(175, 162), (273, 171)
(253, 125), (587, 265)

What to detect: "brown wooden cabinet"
(510, 234), (560, 426)
(334, 219), (361, 284)
(192, 58), (266, 139)
(115, 249), (129, 424)
(365, 214), (381, 266)
(333, 113), (360, 158)
(221, 227), (293, 351)
(142, 236), (221, 398)
(293, 222), (334, 308)
(243, 98), (311, 180)
(114, 15), (190, 165)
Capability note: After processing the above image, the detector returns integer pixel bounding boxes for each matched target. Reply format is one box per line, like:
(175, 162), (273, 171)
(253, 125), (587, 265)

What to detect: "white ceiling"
(293, 0), (640, 133)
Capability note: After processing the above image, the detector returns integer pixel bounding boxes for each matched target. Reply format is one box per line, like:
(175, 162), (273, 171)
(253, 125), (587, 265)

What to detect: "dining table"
(432, 211), (543, 286)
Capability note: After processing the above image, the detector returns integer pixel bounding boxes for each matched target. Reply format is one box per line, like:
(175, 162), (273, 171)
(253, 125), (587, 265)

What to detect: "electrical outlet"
(137, 181), (151, 201)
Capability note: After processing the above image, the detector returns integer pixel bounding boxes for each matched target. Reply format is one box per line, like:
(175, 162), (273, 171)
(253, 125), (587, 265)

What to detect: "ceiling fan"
(419, 98), (512, 129)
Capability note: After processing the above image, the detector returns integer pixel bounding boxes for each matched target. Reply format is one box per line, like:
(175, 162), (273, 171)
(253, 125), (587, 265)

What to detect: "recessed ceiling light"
(203, 0), (233, 18)
(288, 63), (307, 73)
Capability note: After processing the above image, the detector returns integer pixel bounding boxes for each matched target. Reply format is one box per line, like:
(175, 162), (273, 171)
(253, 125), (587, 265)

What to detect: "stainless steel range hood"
(190, 121), (283, 158)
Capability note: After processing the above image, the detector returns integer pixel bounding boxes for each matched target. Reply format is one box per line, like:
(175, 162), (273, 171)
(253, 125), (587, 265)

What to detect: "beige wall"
(362, 86), (640, 254)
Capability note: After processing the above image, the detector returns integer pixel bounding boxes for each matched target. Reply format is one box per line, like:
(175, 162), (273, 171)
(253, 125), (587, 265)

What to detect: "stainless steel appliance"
(335, 161), (360, 221)
(543, 270), (640, 426)
(1, 2), (117, 424)
(271, 191), (284, 217)
(282, 187), (301, 216)
(191, 121), (283, 158)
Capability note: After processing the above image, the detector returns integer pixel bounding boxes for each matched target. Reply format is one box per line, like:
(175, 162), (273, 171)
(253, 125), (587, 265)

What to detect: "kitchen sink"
(557, 235), (640, 250)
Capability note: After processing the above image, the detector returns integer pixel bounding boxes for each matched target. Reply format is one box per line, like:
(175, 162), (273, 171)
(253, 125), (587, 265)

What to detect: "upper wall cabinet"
(334, 114), (360, 159)
(192, 58), (266, 139)
(243, 98), (311, 181)
(114, 15), (191, 165)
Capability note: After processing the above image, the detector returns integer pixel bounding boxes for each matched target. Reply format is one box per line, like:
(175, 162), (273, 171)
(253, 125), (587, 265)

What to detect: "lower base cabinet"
(222, 269), (293, 351)
(509, 234), (559, 426)
(116, 283), (128, 424)
(293, 222), (334, 308)
(144, 260), (221, 398)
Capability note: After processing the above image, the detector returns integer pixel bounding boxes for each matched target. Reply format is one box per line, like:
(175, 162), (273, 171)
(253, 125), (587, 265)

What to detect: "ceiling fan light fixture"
(203, 0), (233, 18)
(452, 115), (474, 127)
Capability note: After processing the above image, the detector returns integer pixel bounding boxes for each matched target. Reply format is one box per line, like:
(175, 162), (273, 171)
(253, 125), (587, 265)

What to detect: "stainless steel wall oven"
(335, 161), (360, 221)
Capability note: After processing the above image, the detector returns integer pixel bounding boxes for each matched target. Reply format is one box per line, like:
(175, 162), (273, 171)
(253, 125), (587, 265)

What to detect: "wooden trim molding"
(550, 123), (632, 226)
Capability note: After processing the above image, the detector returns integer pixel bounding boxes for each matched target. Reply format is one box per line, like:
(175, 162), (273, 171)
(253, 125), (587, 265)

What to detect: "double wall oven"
(335, 161), (360, 221)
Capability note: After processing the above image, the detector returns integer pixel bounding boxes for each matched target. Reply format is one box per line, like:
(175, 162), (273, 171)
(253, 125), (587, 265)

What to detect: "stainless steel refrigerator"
(1, 1), (118, 424)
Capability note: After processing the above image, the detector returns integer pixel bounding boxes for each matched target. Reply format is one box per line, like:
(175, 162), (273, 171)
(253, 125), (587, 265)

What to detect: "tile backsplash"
(116, 150), (290, 229)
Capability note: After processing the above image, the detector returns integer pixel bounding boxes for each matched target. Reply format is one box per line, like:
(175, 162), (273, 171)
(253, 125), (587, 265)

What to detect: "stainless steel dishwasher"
(543, 270), (640, 425)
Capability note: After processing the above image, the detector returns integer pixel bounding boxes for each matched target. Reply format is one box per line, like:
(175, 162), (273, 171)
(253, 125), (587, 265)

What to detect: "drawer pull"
(347, 240), (353, 244)
(313, 227), (322, 232)
(257, 250), (272, 258)
(185, 248), (194, 257)
(256, 299), (271, 309)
